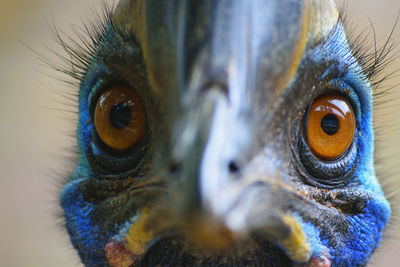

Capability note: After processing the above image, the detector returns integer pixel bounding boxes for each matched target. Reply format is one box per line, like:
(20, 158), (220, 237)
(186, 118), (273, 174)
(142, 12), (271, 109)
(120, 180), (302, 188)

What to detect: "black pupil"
(320, 114), (339, 135)
(109, 103), (132, 129)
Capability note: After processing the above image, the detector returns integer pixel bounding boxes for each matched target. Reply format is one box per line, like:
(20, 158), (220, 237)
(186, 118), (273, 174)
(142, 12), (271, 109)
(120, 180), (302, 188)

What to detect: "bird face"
(60, 0), (391, 266)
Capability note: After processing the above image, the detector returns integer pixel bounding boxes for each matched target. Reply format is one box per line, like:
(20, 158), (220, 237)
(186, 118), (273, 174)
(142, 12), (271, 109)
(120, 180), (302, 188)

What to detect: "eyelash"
(36, 2), (114, 89)
(33, 3), (398, 180)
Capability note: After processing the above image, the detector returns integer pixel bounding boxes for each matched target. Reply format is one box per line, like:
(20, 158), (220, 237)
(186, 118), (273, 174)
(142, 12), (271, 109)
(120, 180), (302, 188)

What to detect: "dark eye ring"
(293, 93), (358, 188)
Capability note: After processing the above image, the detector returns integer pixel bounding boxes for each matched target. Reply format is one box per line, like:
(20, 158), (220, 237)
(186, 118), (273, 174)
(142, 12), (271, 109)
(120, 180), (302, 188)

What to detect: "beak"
(112, 0), (339, 264)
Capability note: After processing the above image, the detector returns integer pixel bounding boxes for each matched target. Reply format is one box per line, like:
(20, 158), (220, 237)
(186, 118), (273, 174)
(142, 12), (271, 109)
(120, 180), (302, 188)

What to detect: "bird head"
(60, 0), (391, 266)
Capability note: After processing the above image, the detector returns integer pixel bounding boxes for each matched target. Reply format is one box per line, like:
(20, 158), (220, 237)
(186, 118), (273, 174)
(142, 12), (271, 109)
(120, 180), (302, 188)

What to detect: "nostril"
(228, 161), (240, 174)
(169, 161), (180, 173)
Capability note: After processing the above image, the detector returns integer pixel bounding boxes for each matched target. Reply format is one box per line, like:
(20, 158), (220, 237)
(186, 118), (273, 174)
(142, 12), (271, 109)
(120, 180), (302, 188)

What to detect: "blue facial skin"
(60, 18), (391, 267)
(301, 23), (391, 265)
(60, 25), (121, 267)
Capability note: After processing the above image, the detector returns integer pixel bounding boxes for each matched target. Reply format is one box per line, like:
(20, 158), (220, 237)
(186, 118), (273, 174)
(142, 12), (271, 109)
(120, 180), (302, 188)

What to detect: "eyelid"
(328, 79), (361, 124)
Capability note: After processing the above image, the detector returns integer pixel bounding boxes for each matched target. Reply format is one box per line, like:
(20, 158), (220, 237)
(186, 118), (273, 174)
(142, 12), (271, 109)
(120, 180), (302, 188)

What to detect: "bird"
(56, 0), (394, 266)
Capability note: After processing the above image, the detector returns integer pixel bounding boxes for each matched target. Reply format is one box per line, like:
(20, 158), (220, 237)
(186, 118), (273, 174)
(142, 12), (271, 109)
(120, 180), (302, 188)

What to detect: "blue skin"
(60, 18), (391, 267)
(301, 23), (391, 265)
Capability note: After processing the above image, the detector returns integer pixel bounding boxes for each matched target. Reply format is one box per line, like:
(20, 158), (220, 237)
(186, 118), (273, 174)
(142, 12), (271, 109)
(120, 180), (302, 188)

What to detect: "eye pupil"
(320, 114), (339, 135)
(109, 103), (132, 129)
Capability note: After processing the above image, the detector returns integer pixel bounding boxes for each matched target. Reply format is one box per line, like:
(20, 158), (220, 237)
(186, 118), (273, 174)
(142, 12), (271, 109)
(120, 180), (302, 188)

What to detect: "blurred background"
(0, 0), (399, 266)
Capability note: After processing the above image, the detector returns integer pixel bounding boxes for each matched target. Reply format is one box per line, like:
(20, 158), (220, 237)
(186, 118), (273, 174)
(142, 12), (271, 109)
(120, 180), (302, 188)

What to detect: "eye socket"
(94, 84), (145, 151)
(307, 94), (355, 161)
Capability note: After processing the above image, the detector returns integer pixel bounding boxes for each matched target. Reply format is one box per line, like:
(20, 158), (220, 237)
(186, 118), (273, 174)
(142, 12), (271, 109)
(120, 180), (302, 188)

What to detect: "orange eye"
(307, 94), (355, 160)
(94, 85), (145, 151)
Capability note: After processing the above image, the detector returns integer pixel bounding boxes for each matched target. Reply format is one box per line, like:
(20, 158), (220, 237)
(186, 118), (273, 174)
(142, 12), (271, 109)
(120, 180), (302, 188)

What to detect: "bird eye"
(94, 84), (145, 151)
(306, 94), (355, 161)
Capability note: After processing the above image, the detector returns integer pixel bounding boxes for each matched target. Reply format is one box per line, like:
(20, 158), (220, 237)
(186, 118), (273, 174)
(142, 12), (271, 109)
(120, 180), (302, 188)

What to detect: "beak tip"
(185, 213), (236, 252)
